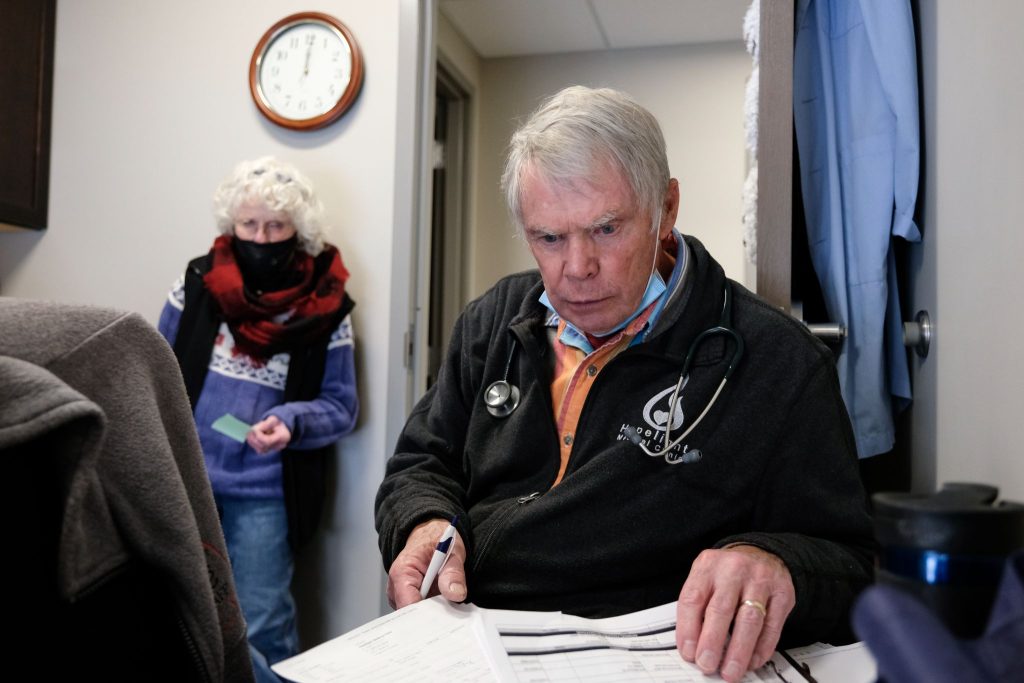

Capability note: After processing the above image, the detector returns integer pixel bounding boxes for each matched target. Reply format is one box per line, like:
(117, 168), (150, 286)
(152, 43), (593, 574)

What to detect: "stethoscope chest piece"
(485, 380), (520, 418)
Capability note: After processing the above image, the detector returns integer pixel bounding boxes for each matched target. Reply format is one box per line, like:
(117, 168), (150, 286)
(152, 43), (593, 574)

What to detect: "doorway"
(426, 64), (470, 388)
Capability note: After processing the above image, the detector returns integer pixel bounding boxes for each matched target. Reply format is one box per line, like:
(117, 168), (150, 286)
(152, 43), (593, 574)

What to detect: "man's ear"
(659, 179), (680, 239)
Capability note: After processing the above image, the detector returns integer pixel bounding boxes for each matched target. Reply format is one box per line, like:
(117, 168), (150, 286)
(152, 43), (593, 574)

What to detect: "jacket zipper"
(509, 324), (562, 461)
(175, 612), (214, 682)
(470, 491), (540, 573)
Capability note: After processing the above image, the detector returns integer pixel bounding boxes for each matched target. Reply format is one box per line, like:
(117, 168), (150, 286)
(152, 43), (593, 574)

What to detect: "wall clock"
(249, 12), (364, 131)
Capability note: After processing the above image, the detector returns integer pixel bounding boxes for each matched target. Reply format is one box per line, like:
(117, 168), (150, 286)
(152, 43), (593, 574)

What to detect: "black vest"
(173, 253), (354, 552)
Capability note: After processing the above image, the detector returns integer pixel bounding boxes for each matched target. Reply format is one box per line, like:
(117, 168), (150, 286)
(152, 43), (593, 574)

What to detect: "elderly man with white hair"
(376, 86), (872, 682)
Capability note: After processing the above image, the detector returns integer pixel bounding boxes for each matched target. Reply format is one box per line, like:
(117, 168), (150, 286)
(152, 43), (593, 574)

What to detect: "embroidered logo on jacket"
(617, 377), (703, 464)
(644, 382), (687, 432)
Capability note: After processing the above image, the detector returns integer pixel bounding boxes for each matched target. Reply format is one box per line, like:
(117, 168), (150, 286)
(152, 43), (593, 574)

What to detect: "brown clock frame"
(248, 12), (364, 131)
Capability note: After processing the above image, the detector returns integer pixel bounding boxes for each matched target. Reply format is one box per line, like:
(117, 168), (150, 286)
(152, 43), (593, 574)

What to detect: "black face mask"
(232, 235), (299, 293)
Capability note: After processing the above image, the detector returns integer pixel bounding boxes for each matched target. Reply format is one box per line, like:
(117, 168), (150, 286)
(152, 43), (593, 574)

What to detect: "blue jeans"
(217, 496), (298, 683)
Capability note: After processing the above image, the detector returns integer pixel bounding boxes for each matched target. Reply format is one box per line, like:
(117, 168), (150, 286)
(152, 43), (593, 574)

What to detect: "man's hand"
(246, 415), (292, 454)
(676, 545), (795, 683)
(387, 518), (468, 609)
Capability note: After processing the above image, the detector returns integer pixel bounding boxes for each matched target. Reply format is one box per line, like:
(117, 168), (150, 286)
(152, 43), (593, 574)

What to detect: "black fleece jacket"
(375, 236), (874, 646)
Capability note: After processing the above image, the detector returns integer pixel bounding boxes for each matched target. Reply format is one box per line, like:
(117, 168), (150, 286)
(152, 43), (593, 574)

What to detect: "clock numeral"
(331, 50), (340, 62)
(328, 84), (336, 96)
(270, 66), (280, 77)
(273, 83), (282, 93)
(315, 97), (323, 109)
(305, 33), (316, 46)
(289, 36), (299, 49)
(276, 49), (287, 61)
(298, 100), (307, 112)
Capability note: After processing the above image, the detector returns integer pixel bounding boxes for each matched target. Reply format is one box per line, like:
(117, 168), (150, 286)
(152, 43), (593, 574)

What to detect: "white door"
(910, 1), (1024, 500)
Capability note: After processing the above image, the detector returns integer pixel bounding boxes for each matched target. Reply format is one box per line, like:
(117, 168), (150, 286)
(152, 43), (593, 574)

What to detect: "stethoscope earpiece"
(485, 379), (521, 419)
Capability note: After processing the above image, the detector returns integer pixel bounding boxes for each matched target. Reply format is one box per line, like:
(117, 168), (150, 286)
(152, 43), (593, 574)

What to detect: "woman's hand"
(247, 415), (292, 454)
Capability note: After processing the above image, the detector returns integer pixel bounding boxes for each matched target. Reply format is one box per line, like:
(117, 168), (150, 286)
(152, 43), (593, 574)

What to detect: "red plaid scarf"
(202, 235), (349, 358)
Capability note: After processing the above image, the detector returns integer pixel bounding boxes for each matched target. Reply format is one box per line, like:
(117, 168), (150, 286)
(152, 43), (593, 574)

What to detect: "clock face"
(250, 13), (363, 130)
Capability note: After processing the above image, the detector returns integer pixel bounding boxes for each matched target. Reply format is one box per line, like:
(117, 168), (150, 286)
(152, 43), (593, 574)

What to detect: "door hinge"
(404, 325), (415, 368)
(432, 140), (445, 170)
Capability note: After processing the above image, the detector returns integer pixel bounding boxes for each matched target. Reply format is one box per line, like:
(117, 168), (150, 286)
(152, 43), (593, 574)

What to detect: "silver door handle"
(805, 323), (846, 342)
(903, 310), (932, 358)
(803, 311), (930, 359)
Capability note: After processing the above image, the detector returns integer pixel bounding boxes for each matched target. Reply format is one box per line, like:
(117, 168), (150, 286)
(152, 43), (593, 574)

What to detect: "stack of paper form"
(272, 597), (876, 682)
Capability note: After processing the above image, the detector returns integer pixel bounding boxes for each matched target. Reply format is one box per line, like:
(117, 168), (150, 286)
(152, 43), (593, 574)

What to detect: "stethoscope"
(626, 285), (743, 458)
(484, 285), (745, 460)
(484, 337), (522, 418)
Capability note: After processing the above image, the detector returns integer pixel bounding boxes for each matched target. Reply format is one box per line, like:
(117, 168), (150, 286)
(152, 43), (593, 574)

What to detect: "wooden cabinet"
(0, 0), (56, 230)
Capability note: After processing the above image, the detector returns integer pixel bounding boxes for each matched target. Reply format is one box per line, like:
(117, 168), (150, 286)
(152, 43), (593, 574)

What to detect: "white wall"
(0, 0), (418, 641)
(465, 42), (750, 299)
(438, 11), (483, 91)
(912, 1), (1024, 501)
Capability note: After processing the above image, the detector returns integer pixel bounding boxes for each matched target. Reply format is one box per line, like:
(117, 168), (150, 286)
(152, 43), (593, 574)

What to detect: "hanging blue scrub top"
(793, 0), (922, 457)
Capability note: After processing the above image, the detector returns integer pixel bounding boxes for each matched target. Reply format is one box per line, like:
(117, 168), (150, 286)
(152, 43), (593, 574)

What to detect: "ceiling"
(438, 0), (751, 59)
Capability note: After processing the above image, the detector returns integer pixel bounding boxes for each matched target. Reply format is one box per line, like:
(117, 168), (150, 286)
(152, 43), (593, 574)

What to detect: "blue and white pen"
(419, 515), (459, 599)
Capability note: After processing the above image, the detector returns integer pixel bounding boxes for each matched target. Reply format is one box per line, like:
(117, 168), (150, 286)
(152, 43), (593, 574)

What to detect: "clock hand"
(303, 44), (312, 77)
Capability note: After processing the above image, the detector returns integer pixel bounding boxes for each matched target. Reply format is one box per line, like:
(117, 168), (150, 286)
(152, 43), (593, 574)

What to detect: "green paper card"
(212, 414), (251, 443)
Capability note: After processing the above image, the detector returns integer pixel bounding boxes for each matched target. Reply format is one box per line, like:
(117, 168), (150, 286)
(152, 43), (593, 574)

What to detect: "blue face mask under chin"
(586, 269), (667, 338)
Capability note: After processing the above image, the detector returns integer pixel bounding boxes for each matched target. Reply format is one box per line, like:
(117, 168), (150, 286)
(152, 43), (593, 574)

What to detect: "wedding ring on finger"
(740, 599), (767, 618)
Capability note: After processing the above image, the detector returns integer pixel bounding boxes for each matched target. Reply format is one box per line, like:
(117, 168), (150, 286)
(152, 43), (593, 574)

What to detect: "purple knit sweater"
(159, 275), (358, 498)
